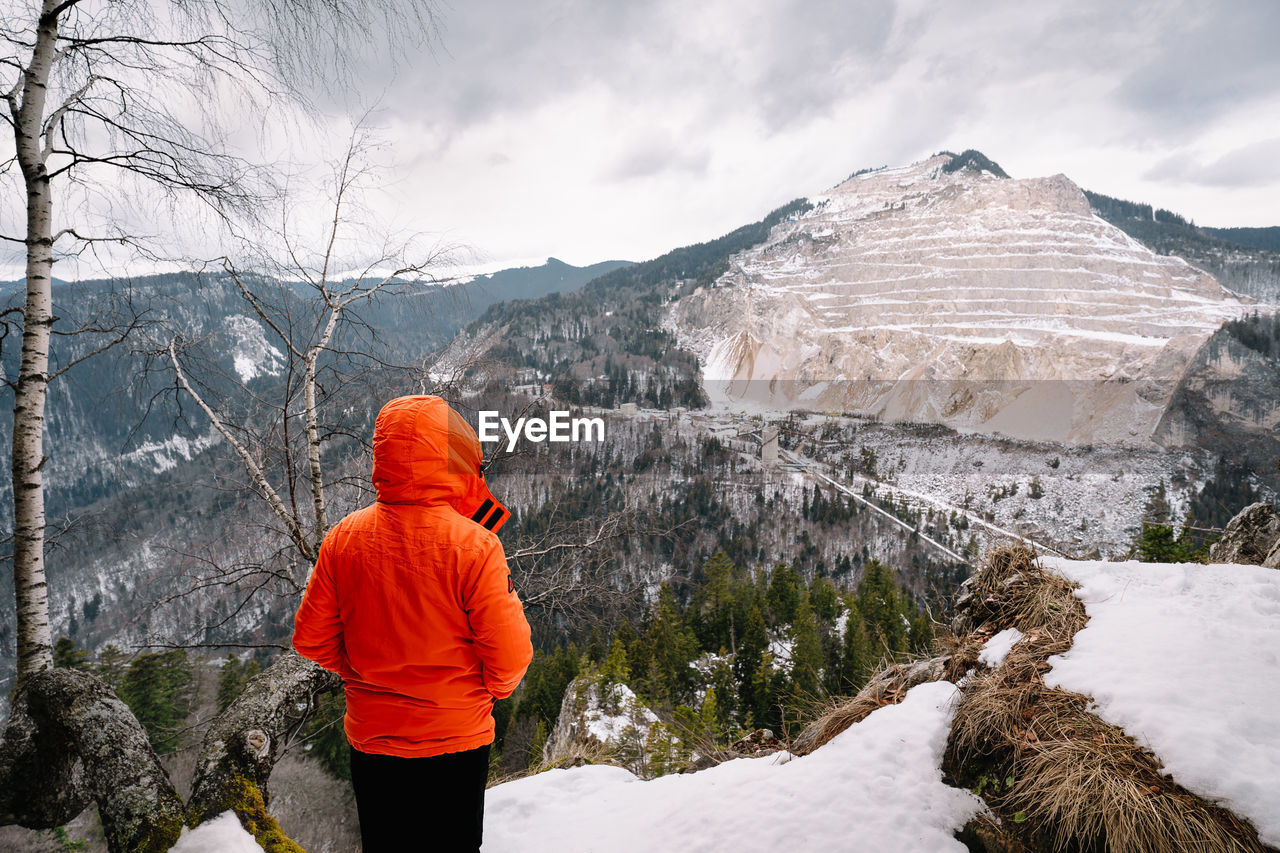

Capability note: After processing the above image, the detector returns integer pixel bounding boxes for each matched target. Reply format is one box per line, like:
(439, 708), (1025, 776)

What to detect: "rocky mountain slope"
(1085, 191), (1280, 304)
(670, 152), (1266, 449)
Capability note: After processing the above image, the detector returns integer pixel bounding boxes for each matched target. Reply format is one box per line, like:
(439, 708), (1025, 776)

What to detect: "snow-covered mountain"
(670, 152), (1263, 447)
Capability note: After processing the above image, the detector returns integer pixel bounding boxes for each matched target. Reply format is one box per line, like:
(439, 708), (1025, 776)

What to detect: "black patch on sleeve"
(471, 499), (495, 524)
(482, 506), (505, 530)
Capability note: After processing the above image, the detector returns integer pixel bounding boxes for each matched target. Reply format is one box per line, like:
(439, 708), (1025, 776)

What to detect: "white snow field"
(1043, 557), (1280, 847)
(482, 680), (983, 853)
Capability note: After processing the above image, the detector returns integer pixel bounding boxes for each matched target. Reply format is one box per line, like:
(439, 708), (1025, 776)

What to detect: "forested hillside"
(461, 199), (812, 408)
(1083, 189), (1280, 302)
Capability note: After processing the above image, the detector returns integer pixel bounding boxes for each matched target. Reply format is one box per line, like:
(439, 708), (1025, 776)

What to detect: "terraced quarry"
(672, 153), (1258, 446)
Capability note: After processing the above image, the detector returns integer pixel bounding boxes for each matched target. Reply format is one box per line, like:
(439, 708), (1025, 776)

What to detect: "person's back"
(293, 395), (532, 851)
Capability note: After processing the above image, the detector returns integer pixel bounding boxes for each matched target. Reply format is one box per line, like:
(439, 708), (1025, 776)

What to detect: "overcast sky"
(7, 0), (1279, 278)
(343, 0), (1278, 271)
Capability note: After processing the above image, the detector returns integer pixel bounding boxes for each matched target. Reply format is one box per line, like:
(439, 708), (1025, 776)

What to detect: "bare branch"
(168, 337), (315, 563)
(222, 263), (305, 360)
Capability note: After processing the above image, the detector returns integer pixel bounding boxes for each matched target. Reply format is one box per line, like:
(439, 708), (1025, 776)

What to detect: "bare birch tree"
(0, 1), (441, 849)
(167, 129), (454, 592)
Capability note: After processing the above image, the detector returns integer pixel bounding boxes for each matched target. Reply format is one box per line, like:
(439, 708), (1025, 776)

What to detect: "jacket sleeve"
(463, 539), (533, 699)
(292, 541), (350, 677)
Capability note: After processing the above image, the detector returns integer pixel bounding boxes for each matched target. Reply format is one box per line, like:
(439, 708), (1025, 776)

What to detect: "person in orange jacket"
(293, 395), (533, 853)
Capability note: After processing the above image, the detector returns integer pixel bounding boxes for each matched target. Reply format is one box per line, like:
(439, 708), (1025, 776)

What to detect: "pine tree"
(765, 563), (802, 625)
(529, 719), (549, 768)
(1135, 523), (1198, 563)
(834, 599), (874, 693)
(789, 595), (824, 702)
(638, 585), (698, 706)
(216, 657), (245, 712)
(297, 689), (351, 780)
(698, 687), (723, 743)
(734, 604), (769, 721)
(118, 650), (192, 754)
(693, 551), (736, 651)
(808, 576), (839, 620)
(599, 637), (631, 686)
(643, 722), (683, 778)
(53, 636), (90, 670)
(857, 560), (906, 652)
(93, 644), (128, 692)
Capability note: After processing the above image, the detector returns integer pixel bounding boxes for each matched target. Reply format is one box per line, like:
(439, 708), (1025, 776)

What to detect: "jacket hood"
(372, 395), (509, 532)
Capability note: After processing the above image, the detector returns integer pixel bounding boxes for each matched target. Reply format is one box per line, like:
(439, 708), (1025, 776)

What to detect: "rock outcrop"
(541, 675), (668, 776)
(1208, 502), (1280, 567)
(670, 152), (1262, 448)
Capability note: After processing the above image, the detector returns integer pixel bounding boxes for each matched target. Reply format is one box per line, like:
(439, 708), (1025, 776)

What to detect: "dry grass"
(946, 546), (1269, 853)
(790, 680), (897, 756)
(1012, 731), (1258, 853)
(792, 654), (949, 756)
(489, 736), (627, 788)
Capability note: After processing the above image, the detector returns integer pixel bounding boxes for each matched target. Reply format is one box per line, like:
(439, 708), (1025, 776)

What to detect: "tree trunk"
(0, 676), (89, 829)
(9, 0), (61, 680)
(2, 657), (336, 851)
(1, 669), (184, 853)
(187, 652), (339, 842)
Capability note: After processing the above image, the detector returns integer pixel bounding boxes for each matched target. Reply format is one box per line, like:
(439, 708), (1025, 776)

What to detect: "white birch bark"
(7, 1), (62, 679)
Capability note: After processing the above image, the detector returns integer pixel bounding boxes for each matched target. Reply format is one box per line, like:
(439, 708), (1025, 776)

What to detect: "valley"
(2, 149), (1278, 853)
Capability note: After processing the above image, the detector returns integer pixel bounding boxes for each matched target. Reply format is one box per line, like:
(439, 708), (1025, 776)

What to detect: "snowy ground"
(483, 681), (982, 853)
(1043, 557), (1280, 847)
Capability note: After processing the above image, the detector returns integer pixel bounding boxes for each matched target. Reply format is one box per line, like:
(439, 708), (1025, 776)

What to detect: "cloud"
(13, 0), (1277, 279)
(601, 133), (711, 182)
(1146, 138), (1280, 188)
(1117, 1), (1280, 131)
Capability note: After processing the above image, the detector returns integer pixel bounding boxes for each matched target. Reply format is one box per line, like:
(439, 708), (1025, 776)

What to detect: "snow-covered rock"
(222, 314), (285, 383)
(542, 675), (664, 775)
(1043, 557), (1280, 847)
(670, 153), (1260, 447)
(487, 681), (983, 853)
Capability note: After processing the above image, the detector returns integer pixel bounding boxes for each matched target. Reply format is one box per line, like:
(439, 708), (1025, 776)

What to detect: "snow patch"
(486, 681), (983, 852)
(169, 811), (261, 853)
(584, 682), (661, 745)
(1043, 557), (1280, 847)
(978, 627), (1024, 668)
(222, 314), (285, 383)
(124, 431), (218, 474)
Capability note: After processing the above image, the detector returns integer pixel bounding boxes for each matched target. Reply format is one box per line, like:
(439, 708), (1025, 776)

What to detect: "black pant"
(349, 744), (490, 852)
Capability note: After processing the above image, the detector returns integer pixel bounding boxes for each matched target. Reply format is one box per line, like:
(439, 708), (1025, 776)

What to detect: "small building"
(761, 425), (780, 466)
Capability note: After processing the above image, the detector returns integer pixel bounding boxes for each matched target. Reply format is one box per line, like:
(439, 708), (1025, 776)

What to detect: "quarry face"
(671, 154), (1259, 448)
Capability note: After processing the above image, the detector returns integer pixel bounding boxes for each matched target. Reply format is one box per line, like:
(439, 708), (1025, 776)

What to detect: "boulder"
(1208, 502), (1280, 566)
(1265, 537), (1280, 570)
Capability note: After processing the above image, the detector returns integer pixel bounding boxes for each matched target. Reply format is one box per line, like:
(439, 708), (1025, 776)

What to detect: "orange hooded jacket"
(293, 395), (533, 758)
